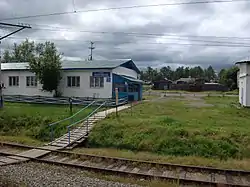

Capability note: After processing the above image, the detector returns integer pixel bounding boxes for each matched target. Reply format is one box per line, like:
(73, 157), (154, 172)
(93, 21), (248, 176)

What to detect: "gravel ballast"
(0, 162), (142, 187)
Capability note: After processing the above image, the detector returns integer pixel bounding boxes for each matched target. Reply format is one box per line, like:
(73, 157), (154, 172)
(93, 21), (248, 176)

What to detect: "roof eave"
(118, 59), (140, 74)
(235, 61), (250, 65)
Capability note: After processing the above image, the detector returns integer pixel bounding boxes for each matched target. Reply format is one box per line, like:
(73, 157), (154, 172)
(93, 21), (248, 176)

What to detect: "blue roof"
(1, 59), (140, 71)
(118, 74), (144, 83)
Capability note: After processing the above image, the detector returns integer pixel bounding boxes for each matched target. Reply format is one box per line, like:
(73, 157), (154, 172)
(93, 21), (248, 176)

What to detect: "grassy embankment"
(0, 102), (94, 145)
(87, 96), (250, 170)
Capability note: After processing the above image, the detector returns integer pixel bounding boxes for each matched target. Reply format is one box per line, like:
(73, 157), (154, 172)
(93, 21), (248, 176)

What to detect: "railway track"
(0, 142), (250, 186)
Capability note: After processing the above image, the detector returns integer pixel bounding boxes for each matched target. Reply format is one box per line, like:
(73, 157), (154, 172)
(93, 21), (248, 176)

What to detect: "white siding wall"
(246, 76), (250, 106)
(1, 68), (119, 98)
(1, 69), (113, 98)
(2, 71), (53, 96)
(240, 63), (247, 75)
(59, 70), (112, 98)
(238, 63), (250, 107)
(112, 66), (138, 78)
(239, 77), (246, 106)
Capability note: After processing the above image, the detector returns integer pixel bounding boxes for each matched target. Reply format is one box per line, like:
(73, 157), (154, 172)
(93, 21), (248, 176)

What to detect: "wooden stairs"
(49, 114), (106, 149)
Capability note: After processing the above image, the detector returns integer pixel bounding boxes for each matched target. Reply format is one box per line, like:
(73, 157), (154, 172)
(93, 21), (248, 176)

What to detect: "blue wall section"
(112, 74), (142, 101)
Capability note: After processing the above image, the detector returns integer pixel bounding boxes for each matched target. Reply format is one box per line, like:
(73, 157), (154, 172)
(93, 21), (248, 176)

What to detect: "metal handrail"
(49, 101), (96, 142)
(67, 101), (107, 128)
(67, 100), (107, 144)
(48, 101), (96, 127)
(106, 96), (128, 106)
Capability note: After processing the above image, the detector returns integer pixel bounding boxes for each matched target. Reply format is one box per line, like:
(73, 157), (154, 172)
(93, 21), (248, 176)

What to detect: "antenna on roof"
(88, 41), (95, 61)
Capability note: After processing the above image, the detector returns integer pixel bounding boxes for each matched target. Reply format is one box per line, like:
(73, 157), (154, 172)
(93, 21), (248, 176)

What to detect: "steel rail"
(0, 141), (249, 175)
(0, 150), (249, 186)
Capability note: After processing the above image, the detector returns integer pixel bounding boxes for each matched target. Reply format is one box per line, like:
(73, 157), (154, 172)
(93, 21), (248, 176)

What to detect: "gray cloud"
(1, 0), (250, 70)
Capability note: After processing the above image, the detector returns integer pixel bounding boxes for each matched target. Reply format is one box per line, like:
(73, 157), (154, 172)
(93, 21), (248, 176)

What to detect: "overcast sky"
(1, 0), (250, 70)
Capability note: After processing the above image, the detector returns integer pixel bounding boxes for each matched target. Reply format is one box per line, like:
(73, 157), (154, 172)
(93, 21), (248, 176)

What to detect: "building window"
(90, 76), (104, 88)
(114, 83), (125, 92)
(26, 76), (37, 87)
(67, 76), (80, 87)
(9, 76), (19, 86)
(129, 84), (138, 92)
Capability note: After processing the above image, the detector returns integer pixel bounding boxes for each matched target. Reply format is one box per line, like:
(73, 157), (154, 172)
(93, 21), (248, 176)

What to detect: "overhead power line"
(25, 27), (250, 45)
(0, 0), (249, 21)
(27, 26), (250, 42)
(6, 36), (250, 48)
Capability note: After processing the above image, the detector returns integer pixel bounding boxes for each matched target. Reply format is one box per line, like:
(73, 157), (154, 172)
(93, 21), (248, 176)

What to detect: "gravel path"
(0, 162), (143, 187)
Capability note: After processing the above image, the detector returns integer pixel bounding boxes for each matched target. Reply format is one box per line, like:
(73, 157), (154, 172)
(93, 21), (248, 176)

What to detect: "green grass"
(146, 89), (189, 93)
(225, 89), (239, 95)
(0, 102), (95, 143)
(88, 96), (250, 160)
(0, 135), (43, 146)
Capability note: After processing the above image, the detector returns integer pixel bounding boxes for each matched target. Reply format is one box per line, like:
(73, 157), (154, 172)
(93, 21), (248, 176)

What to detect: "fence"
(3, 95), (128, 107)
(143, 91), (238, 97)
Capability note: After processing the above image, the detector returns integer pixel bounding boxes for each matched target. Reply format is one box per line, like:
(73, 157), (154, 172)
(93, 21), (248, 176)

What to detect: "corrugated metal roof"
(176, 77), (195, 82)
(1, 59), (132, 70)
(1, 62), (29, 70)
(115, 74), (143, 83)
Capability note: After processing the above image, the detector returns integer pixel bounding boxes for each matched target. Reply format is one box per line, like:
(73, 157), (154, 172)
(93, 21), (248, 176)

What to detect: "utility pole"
(0, 22), (31, 108)
(88, 41), (95, 61)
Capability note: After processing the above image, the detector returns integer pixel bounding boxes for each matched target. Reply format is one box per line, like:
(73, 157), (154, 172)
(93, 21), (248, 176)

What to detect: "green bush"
(0, 111), (68, 142)
(0, 103), (95, 142)
(88, 98), (250, 159)
(89, 122), (242, 159)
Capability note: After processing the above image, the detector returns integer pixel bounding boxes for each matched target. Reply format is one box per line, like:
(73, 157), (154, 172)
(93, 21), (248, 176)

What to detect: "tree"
(3, 39), (62, 95)
(218, 66), (239, 90)
(218, 69), (227, 85)
(2, 50), (12, 63)
(160, 66), (173, 80)
(29, 41), (62, 95)
(183, 67), (190, 78)
(205, 66), (216, 81)
(189, 66), (204, 78)
(225, 66), (239, 90)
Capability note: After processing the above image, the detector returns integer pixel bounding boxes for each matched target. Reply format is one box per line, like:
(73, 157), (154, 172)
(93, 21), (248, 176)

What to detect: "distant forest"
(140, 65), (239, 90)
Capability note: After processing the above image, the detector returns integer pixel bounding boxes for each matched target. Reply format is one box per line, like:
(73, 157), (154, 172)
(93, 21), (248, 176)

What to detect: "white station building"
(0, 59), (143, 101)
(236, 60), (250, 107)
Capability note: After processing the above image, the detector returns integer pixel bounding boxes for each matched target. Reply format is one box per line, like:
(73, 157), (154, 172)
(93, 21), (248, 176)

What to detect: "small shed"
(235, 60), (250, 107)
(152, 79), (173, 90)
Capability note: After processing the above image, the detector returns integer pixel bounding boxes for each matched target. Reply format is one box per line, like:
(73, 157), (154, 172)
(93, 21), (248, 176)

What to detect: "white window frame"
(9, 76), (19, 87)
(67, 76), (80, 87)
(90, 76), (104, 88)
(26, 76), (37, 87)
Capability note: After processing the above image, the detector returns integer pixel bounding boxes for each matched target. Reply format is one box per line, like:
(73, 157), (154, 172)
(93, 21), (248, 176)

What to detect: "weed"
(88, 97), (250, 159)
(0, 102), (94, 142)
